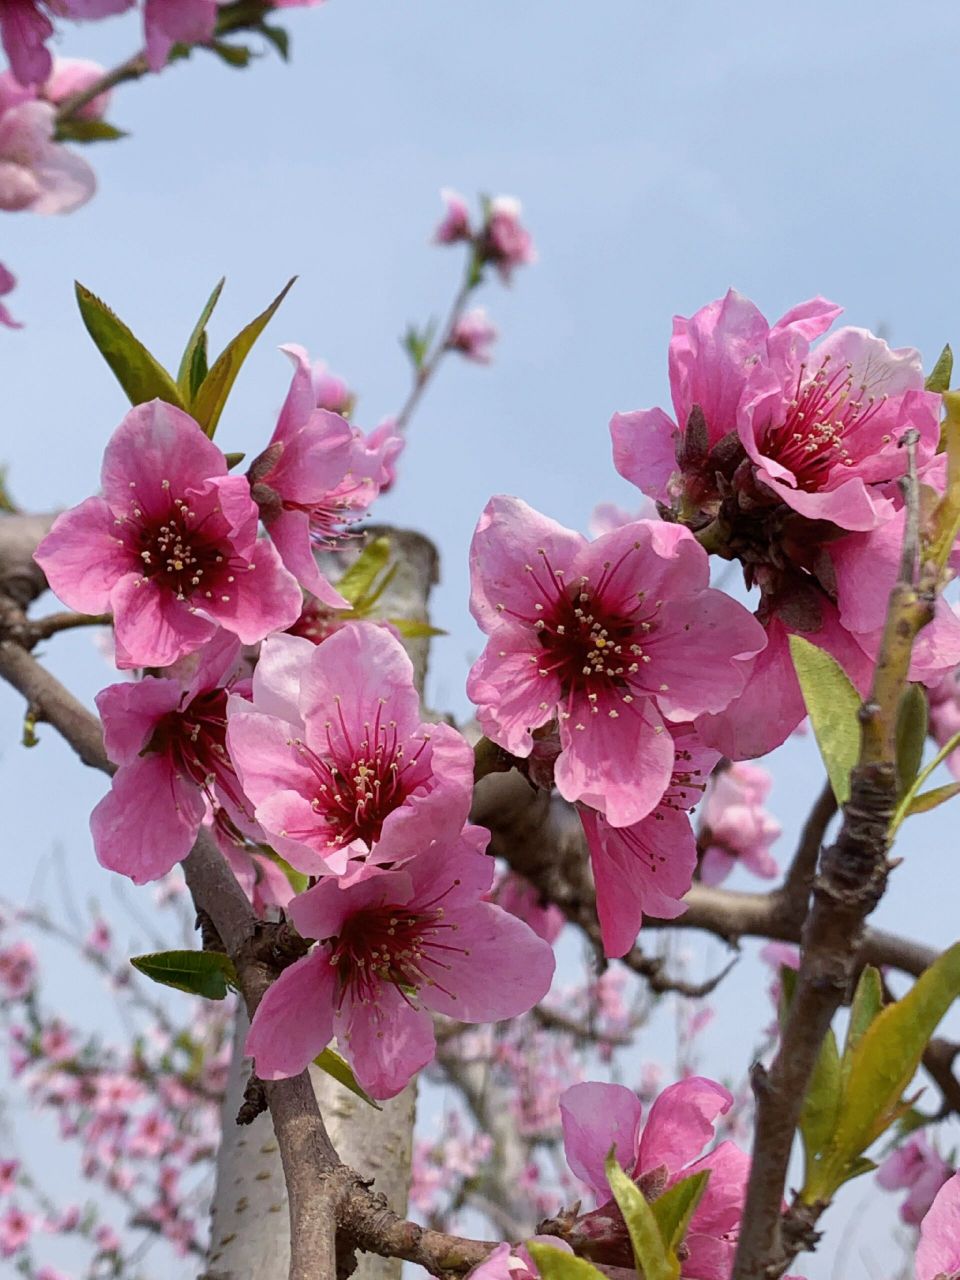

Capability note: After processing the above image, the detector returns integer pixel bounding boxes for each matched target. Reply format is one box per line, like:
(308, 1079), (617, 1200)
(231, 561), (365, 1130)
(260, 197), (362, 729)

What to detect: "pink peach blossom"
(90, 632), (254, 884)
(227, 625), (474, 878)
(448, 306), (498, 363)
(480, 195), (536, 282)
(467, 496), (765, 827)
(245, 831), (556, 1097)
(42, 56), (111, 118)
(916, 1172), (960, 1280)
(433, 187), (472, 244)
(698, 762), (781, 885)
(578, 724), (719, 956)
(929, 669), (960, 778)
(560, 1077), (749, 1278)
(35, 400), (301, 669)
(0, 96), (95, 213)
(877, 1134), (953, 1228)
(0, 1205), (33, 1257)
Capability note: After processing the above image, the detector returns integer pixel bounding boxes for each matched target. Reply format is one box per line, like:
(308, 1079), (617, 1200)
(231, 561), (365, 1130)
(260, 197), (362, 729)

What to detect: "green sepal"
(926, 343), (953, 393)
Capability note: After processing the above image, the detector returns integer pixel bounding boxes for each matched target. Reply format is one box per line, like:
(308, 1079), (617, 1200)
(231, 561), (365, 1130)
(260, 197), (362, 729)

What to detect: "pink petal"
(266, 507), (349, 607)
(339, 983), (435, 1100)
(468, 625), (561, 758)
(559, 1081), (643, 1200)
(0, 1), (53, 86)
(95, 676), (182, 765)
(90, 755), (204, 884)
(245, 951), (336, 1080)
(34, 496), (126, 613)
(110, 575), (216, 670)
(637, 1077), (733, 1173)
(204, 536), (301, 644)
(610, 407), (680, 504)
(100, 400), (226, 514)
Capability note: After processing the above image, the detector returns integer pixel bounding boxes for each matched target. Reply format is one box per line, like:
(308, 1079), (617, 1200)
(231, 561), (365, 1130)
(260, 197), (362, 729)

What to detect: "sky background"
(3, 1), (960, 1276)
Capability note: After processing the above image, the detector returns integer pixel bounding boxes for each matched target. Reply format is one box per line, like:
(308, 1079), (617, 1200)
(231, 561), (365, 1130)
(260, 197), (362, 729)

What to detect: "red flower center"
(762, 356), (889, 491)
(152, 690), (250, 833)
(122, 485), (248, 603)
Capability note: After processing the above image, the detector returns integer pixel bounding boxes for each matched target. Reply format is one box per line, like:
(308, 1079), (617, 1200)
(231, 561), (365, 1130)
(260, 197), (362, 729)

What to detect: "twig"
(55, 53), (150, 125)
(25, 610), (111, 645)
(779, 781), (837, 925)
(394, 261), (477, 432)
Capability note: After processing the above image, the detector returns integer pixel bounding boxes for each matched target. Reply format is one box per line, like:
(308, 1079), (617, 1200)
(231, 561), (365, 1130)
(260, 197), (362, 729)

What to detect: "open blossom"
(480, 195), (536, 281)
(90, 633), (254, 884)
(249, 344), (401, 607)
(916, 1172), (960, 1280)
(35, 400), (301, 669)
(0, 95), (95, 213)
(0, 0), (130, 86)
(448, 306), (498, 363)
(245, 833), (556, 1098)
(578, 724), (719, 957)
(878, 1134), (953, 1227)
(433, 187), (472, 244)
(698, 762), (781, 885)
(559, 1078), (749, 1277)
(468, 496), (765, 826)
(228, 625), (474, 878)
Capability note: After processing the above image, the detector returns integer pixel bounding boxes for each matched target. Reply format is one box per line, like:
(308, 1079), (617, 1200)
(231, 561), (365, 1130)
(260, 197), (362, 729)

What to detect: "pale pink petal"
(245, 951), (336, 1080)
(95, 677), (182, 765)
(560, 1081), (643, 1199)
(610, 407), (679, 503)
(203, 536), (301, 644)
(100, 400), (226, 513)
(90, 755), (204, 884)
(637, 1077), (733, 1172)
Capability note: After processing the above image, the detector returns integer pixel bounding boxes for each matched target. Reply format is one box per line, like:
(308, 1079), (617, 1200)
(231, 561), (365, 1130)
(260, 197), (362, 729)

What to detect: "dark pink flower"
(877, 1134), (953, 1227)
(433, 187), (472, 244)
(35, 400), (301, 669)
(560, 1077), (749, 1278)
(578, 725), (719, 956)
(698, 762), (781, 885)
(480, 195), (536, 282)
(0, 1161), (18, 1196)
(448, 307), (498, 363)
(0, 261), (20, 328)
(467, 496), (765, 827)
(250, 344), (400, 607)
(227, 625), (474, 878)
(0, 1205), (33, 1257)
(916, 1172), (960, 1280)
(0, 0), (130, 86)
(90, 632), (255, 883)
(245, 831), (556, 1097)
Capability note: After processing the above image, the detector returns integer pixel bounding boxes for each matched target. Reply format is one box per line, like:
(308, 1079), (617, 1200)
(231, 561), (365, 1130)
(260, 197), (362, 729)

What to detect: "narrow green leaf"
(788, 634), (862, 806)
(259, 21), (290, 60)
(926, 343), (953, 393)
(811, 941), (960, 1198)
(192, 277), (296, 436)
(906, 781), (960, 816)
(525, 1245), (606, 1280)
(209, 38), (253, 67)
(799, 1028), (842, 1178)
(55, 119), (128, 144)
(131, 950), (236, 1000)
(75, 283), (186, 409)
(388, 617), (446, 639)
(224, 451), (246, 470)
(842, 966), (884, 1074)
(177, 278), (225, 399)
(895, 684), (928, 799)
(606, 1151), (676, 1280)
(313, 1047), (382, 1110)
(650, 1170), (710, 1253)
(336, 537), (392, 606)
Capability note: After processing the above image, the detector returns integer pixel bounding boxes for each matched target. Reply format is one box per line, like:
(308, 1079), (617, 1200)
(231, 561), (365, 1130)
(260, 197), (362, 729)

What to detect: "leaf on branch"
(388, 617), (446, 639)
(75, 283), (186, 410)
(895, 683), (929, 799)
(313, 1047), (382, 1110)
(55, 119), (128, 144)
(177, 278), (225, 400)
(402, 320), (437, 371)
(926, 343), (953, 393)
(841, 965), (884, 1078)
(905, 780), (960, 816)
(208, 38), (253, 68)
(788, 634), (862, 806)
(605, 1150), (676, 1280)
(191, 277), (296, 437)
(335, 537), (392, 606)
(130, 949), (237, 1000)
(258, 22), (290, 60)
(525, 1245), (606, 1280)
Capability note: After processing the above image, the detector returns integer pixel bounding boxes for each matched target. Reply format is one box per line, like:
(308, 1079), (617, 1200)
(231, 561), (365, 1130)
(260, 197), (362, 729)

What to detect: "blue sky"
(4, 1), (960, 1275)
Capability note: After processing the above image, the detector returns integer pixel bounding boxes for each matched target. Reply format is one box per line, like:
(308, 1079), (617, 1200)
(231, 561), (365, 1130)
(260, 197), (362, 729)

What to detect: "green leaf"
(842, 966), (884, 1074)
(75, 283), (186, 410)
(906, 781), (960, 816)
(388, 617), (446, 639)
(313, 1048), (382, 1110)
(788, 634), (862, 806)
(224, 451), (246, 470)
(192, 277), (296, 437)
(808, 940), (960, 1199)
(895, 684), (928, 799)
(606, 1151), (676, 1280)
(650, 1170), (710, 1253)
(209, 38), (253, 67)
(336, 537), (392, 606)
(131, 950), (237, 1000)
(401, 320), (437, 371)
(799, 1027), (842, 1178)
(177, 278), (225, 400)
(525, 1245), (606, 1280)
(926, 343), (953, 393)
(55, 119), (128, 144)
(258, 21), (290, 59)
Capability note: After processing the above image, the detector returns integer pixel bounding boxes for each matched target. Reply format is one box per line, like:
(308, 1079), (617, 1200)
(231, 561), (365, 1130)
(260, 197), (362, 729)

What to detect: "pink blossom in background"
(250, 344), (400, 605)
(929, 669), (960, 777)
(245, 832), (556, 1097)
(759, 941), (800, 1011)
(587, 501), (654, 537)
(0, 96), (95, 213)
(480, 195), (537, 281)
(916, 1173), (960, 1280)
(559, 1077), (749, 1277)
(578, 724), (720, 956)
(227, 625), (474, 878)
(491, 871), (565, 944)
(90, 632), (253, 884)
(698, 762), (781, 886)
(34, 400), (301, 668)
(877, 1134), (954, 1227)
(0, 1205), (33, 1257)
(468, 496), (764, 827)
(0, 261), (20, 327)
(0, 1161), (17, 1196)
(433, 187), (472, 244)
(448, 306), (498, 363)
(0, 940), (37, 998)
